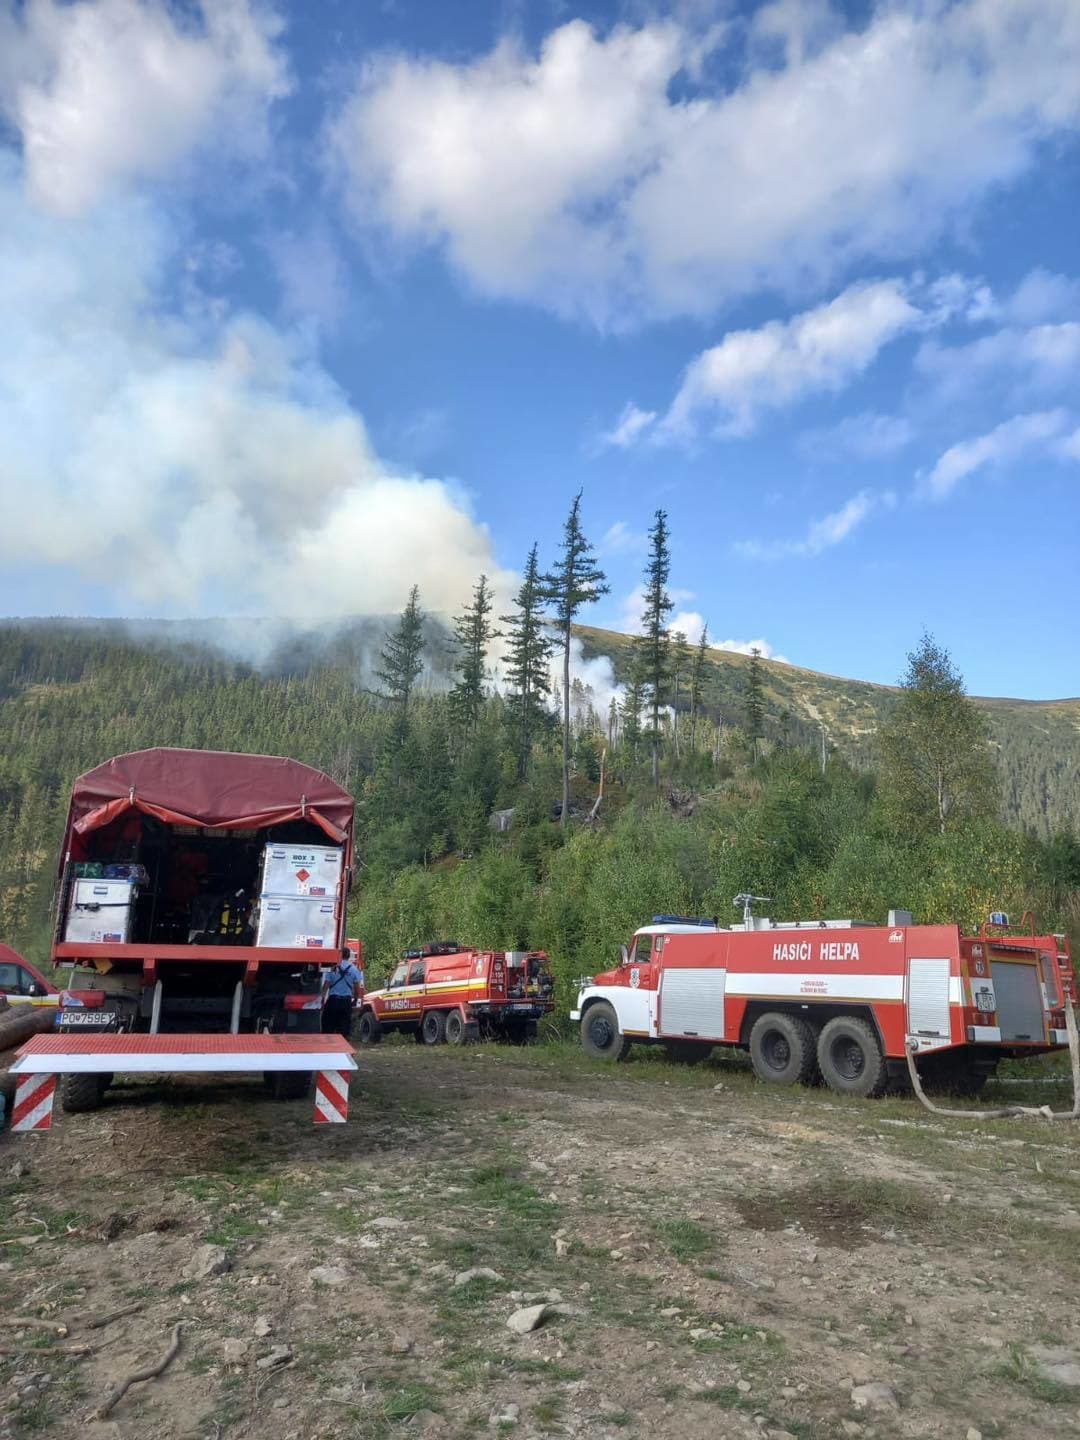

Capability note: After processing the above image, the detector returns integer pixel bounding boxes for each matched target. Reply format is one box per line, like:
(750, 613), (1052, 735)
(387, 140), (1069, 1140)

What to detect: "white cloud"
(599, 402), (657, 449)
(660, 280), (919, 439)
(799, 411), (914, 461)
(711, 638), (790, 665)
(736, 489), (896, 560)
(0, 0), (289, 215)
(330, 3), (1080, 322)
(669, 611), (706, 645)
(266, 224), (349, 329)
(598, 520), (646, 556)
(617, 583), (697, 637)
(0, 157), (514, 622)
(916, 323), (1080, 406)
(920, 410), (1072, 501)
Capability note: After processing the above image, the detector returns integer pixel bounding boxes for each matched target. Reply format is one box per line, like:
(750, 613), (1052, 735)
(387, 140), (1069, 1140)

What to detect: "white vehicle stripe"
(10, 1051), (357, 1074)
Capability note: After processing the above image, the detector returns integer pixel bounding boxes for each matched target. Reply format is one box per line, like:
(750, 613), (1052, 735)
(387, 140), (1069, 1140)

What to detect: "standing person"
(323, 946), (363, 1037)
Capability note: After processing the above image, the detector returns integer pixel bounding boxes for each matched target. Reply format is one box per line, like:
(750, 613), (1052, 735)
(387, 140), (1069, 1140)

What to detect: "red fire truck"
(356, 942), (554, 1046)
(571, 902), (1074, 1097)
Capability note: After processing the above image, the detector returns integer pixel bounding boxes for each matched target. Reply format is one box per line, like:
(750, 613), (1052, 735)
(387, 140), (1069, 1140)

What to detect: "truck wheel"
(663, 1040), (711, 1065)
(268, 1071), (313, 1101)
(817, 1016), (887, 1098)
(356, 1010), (383, 1046)
(445, 1009), (467, 1045)
(421, 1010), (447, 1045)
(749, 1012), (818, 1087)
(581, 1001), (631, 1062)
(60, 1073), (105, 1113)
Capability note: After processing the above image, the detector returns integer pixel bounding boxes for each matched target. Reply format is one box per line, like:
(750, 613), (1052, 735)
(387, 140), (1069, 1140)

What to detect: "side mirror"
(27, 984), (43, 998)
(619, 944), (629, 966)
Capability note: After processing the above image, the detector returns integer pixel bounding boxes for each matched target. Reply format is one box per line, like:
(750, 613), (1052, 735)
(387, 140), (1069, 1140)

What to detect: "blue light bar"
(650, 915), (718, 927)
(989, 911), (1010, 928)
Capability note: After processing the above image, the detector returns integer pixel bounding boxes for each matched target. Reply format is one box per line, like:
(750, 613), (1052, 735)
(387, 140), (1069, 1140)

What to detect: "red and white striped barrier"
(11, 1073), (56, 1132)
(314, 1069), (350, 1124)
(8, 1033), (356, 1131)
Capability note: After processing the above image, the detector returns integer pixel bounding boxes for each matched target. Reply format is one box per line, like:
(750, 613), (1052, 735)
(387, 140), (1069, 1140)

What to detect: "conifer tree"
(543, 494), (608, 826)
(638, 508), (674, 789)
(745, 646), (765, 761)
(689, 624), (709, 752)
(449, 574), (493, 741)
(376, 585), (425, 738)
(501, 545), (552, 780)
(620, 655), (645, 763)
(879, 631), (997, 835)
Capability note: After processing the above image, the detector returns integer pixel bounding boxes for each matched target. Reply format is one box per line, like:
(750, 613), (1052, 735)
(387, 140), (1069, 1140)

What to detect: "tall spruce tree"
(689, 624), (709, 753)
(638, 508), (674, 789)
(376, 585), (425, 739)
(449, 574), (493, 741)
(500, 545), (552, 780)
(878, 631), (997, 835)
(543, 494), (608, 826)
(745, 646), (765, 761)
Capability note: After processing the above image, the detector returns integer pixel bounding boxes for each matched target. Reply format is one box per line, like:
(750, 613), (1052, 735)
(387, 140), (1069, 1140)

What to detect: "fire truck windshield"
(388, 964), (408, 989)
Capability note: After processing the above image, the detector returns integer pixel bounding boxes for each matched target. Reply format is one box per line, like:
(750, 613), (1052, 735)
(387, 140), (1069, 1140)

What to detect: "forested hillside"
(1, 617), (1078, 1005)
(579, 625), (1080, 837)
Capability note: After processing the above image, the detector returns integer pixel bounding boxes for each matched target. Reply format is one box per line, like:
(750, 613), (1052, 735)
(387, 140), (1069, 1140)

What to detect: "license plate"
(60, 1010), (117, 1027)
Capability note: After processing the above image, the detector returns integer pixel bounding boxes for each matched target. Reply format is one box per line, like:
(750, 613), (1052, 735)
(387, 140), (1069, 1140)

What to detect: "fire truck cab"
(356, 942), (554, 1047)
(571, 906), (1073, 1098)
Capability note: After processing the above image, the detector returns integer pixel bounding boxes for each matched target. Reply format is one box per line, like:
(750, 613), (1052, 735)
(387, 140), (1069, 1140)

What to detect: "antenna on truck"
(733, 893), (773, 928)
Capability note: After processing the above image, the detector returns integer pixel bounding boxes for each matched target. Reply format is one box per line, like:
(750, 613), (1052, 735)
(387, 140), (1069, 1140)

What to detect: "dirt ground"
(4, 1041), (1080, 1440)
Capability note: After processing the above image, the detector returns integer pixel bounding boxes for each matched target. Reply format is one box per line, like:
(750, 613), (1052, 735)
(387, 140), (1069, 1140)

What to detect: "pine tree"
(376, 585), (425, 739)
(639, 509), (674, 789)
(745, 646), (765, 761)
(500, 545), (552, 780)
(620, 655), (645, 763)
(689, 624), (709, 753)
(449, 574), (493, 741)
(878, 631), (998, 835)
(543, 494), (608, 827)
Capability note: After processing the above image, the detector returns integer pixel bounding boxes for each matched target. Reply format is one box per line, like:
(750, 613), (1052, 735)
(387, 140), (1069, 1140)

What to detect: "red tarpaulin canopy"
(61, 749), (355, 866)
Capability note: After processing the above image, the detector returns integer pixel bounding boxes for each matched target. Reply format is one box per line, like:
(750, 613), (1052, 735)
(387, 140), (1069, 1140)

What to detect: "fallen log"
(0, 1004), (57, 1102)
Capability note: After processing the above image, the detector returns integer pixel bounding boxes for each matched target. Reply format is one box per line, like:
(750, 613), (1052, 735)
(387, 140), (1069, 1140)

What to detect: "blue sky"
(0, 0), (1078, 698)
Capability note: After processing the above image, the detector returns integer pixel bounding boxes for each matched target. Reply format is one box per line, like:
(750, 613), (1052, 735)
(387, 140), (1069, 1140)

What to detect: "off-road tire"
(663, 1040), (712, 1065)
(422, 1010), (447, 1045)
(268, 1071), (313, 1101)
(60, 1073), (105, 1113)
(748, 1012), (818, 1087)
(817, 1016), (888, 1098)
(356, 1010), (383, 1046)
(444, 1009), (467, 1045)
(580, 1001), (631, 1062)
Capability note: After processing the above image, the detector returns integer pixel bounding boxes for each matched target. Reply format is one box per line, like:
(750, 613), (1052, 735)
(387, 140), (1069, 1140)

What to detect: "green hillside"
(578, 625), (1080, 838)
(0, 619), (1077, 991)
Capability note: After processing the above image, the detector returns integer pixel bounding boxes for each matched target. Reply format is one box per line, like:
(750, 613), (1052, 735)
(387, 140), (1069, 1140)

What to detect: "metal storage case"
(255, 897), (338, 950)
(255, 841), (343, 949)
(65, 878), (138, 944)
(260, 844), (344, 898)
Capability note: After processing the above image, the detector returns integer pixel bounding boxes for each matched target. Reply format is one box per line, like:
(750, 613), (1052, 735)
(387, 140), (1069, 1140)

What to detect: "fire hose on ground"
(905, 998), (1080, 1121)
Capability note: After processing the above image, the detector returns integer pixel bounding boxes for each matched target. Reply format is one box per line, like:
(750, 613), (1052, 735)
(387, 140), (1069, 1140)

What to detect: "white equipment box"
(65, 878), (138, 945)
(260, 844), (343, 898)
(255, 897), (338, 950)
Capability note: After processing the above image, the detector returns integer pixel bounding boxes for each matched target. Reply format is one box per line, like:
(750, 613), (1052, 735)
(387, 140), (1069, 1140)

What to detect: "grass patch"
(654, 1217), (713, 1263)
(996, 1345), (1078, 1404)
(382, 1383), (440, 1422)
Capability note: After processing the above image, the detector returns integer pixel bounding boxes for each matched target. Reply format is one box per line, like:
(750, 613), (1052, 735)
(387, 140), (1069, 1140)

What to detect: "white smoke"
(0, 156), (515, 626)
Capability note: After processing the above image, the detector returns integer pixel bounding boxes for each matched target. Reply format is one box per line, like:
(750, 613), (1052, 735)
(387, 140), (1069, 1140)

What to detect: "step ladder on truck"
(571, 897), (1078, 1109)
(9, 748), (358, 1132)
